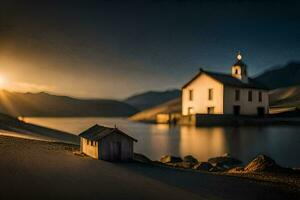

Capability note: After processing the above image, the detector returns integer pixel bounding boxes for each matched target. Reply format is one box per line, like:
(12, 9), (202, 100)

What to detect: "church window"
(259, 91), (262, 102)
(235, 90), (240, 101)
(189, 90), (193, 101)
(208, 88), (213, 100)
(248, 90), (252, 102)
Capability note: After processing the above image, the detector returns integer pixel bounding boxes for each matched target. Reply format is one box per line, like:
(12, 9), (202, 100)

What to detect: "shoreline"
(135, 154), (300, 192)
(130, 116), (300, 126)
(9, 116), (300, 167)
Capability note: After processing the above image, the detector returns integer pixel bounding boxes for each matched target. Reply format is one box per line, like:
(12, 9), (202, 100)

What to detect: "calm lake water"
(24, 117), (300, 167)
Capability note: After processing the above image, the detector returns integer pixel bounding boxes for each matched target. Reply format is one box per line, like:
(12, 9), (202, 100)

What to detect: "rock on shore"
(229, 154), (285, 173)
(160, 155), (183, 164)
(193, 162), (213, 171)
(208, 154), (243, 169)
(183, 155), (198, 165)
(244, 154), (278, 172)
(156, 153), (300, 175)
(158, 153), (243, 172)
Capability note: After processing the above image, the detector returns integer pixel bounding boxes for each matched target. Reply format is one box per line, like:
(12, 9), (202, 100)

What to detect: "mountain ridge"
(124, 89), (181, 110)
(0, 90), (138, 117)
(253, 61), (300, 89)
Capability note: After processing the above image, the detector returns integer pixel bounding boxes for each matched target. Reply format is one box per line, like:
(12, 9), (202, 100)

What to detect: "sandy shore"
(0, 135), (298, 200)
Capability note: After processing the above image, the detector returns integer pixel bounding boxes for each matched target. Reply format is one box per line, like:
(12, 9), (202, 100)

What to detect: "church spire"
(237, 51), (242, 61)
(231, 51), (248, 83)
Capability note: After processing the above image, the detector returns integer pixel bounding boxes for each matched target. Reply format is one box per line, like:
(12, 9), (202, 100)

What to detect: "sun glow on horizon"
(0, 73), (54, 94)
(0, 75), (8, 89)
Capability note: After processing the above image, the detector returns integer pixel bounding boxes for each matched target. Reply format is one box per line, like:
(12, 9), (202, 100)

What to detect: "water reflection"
(179, 126), (227, 161)
(224, 127), (271, 163)
(148, 124), (173, 159)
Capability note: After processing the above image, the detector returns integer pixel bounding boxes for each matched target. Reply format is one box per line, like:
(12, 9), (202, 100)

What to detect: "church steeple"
(231, 52), (248, 83)
(237, 51), (242, 60)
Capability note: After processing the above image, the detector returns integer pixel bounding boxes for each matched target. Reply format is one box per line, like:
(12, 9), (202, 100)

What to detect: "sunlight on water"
(24, 117), (300, 167)
(179, 127), (227, 160)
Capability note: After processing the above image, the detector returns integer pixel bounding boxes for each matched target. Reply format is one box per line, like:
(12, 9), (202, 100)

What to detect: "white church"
(182, 53), (269, 117)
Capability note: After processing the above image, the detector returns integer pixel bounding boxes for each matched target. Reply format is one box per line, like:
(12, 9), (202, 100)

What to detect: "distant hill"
(124, 89), (181, 110)
(129, 98), (181, 122)
(0, 90), (138, 117)
(254, 62), (300, 89)
(269, 85), (300, 109)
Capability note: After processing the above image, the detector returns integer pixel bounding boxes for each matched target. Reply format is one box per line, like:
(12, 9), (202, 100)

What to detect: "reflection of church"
(179, 126), (227, 160)
(178, 126), (270, 163)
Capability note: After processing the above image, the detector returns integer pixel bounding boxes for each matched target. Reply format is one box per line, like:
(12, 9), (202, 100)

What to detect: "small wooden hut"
(79, 124), (137, 161)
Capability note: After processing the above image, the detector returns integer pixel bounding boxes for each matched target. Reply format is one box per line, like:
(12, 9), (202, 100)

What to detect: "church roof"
(182, 69), (268, 90)
(79, 124), (137, 142)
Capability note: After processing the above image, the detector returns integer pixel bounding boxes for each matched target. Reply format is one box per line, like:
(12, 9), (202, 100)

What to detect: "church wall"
(182, 73), (224, 115)
(223, 86), (269, 115)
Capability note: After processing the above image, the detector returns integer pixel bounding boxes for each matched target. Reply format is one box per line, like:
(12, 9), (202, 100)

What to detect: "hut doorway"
(110, 142), (122, 161)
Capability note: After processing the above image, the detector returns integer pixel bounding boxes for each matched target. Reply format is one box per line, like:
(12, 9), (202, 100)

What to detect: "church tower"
(231, 52), (248, 83)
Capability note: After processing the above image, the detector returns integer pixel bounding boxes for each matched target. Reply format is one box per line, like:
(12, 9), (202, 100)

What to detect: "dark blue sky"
(0, 0), (300, 98)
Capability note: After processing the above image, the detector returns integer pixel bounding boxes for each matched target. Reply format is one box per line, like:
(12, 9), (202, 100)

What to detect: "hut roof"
(79, 124), (137, 142)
